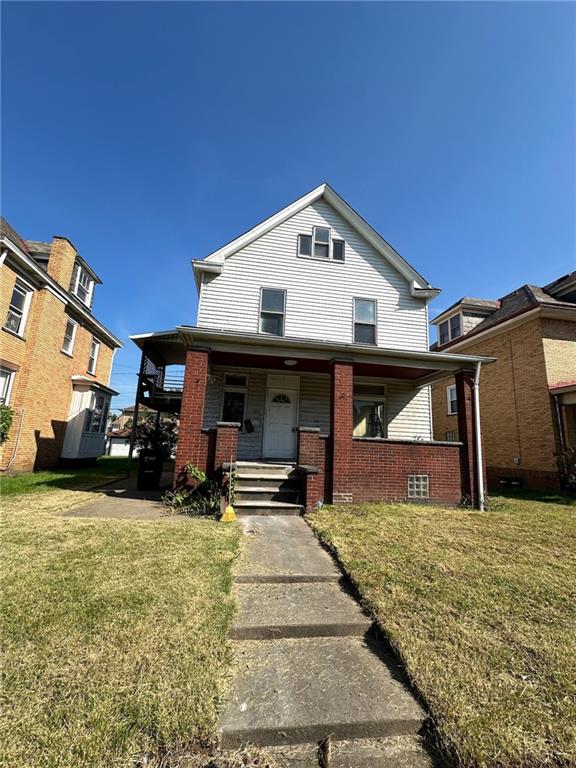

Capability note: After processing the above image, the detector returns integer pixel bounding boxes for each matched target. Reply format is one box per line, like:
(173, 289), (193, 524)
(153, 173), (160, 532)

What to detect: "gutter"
(473, 361), (485, 511)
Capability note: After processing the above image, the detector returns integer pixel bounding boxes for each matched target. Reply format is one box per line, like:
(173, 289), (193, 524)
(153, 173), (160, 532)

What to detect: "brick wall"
(431, 316), (562, 489)
(174, 348), (210, 484)
(541, 318), (576, 386)
(297, 427), (328, 510)
(348, 439), (462, 505)
(330, 360), (354, 504)
(214, 422), (240, 470)
(1, 259), (115, 473)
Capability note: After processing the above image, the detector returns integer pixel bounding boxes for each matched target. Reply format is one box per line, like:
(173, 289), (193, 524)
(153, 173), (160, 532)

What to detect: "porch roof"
(131, 326), (495, 385)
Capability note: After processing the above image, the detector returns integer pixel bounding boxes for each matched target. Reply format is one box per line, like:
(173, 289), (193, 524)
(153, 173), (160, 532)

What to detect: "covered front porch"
(131, 327), (493, 509)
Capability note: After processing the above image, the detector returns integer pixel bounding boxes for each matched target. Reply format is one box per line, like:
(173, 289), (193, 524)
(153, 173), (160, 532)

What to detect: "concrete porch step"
(219, 636), (426, 748)
(235, 487), (301, 504)
(230, 582), (372, 640)
(234, 500), (303, 517)
(236, 462), (298, 479)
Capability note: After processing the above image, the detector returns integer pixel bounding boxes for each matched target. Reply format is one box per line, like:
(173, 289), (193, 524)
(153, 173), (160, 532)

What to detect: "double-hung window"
(353, 383), (387, 438)
(84, 393), (109, 433)
(87, 337), (100, 374)
(259, 288), (286, 336)
(312, 226), (330, 259)
(439, 314), (462, 345)
(5, 279), (33, 336)
(221, 374), (247, 425)
(62, 318), (78, 355)
(70, 264), (93, 307)
(298, 228), (345, 261)
(447, 384), (458, 415)
(353, 298), (377, 345)
(0, 367), (15, 404)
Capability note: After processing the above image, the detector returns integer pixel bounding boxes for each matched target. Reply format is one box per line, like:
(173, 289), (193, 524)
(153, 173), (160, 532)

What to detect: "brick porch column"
(214, 422), (240, 470)
(455, 369), (484, 508)
(330, 359), (354, 504)
(174, 348), (210, 484)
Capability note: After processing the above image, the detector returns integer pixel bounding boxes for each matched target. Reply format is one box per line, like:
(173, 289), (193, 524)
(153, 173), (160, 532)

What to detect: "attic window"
(439, 313), (462, 345)
(70, 263), (94, 307)
(298, 228), (345, 261)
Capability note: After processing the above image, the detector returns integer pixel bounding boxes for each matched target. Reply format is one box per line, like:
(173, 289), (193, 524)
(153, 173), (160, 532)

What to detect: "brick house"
(0, 218), (122, 473)
(131, 184), (492, 509)
(430, 273), (576, 490)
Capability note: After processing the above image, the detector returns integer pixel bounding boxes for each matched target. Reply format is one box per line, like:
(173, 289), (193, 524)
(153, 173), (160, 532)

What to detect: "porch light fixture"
(284, 359), (297, 366)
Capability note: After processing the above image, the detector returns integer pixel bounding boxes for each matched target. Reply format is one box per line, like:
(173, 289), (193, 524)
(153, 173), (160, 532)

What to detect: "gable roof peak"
(193, 183), (437, 296)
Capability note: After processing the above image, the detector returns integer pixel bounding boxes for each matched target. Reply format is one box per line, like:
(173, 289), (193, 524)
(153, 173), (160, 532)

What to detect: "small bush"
(163, 463), (221, 517)
(0, 404), (14, 444)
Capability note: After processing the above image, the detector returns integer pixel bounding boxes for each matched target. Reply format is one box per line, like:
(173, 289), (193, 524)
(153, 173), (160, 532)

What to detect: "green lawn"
(0, 488), (241, 768)
(0, 455), (134, 496)
(308, 497), (576, 768)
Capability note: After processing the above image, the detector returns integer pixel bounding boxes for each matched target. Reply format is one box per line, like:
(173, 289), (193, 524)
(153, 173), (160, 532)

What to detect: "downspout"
(473, 361), (485, 511)
(0, 249), (8, 267)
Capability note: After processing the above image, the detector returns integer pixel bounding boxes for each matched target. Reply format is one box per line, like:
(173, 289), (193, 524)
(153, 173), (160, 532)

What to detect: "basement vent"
(408, 475), (429, 499)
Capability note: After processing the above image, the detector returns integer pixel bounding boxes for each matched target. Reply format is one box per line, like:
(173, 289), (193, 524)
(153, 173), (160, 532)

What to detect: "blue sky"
(2, 1), (574, 411)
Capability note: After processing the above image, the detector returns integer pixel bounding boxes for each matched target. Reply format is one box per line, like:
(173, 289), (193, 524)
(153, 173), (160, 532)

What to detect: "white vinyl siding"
(202, 366), (432, 459)
(198, 200), (429, 352)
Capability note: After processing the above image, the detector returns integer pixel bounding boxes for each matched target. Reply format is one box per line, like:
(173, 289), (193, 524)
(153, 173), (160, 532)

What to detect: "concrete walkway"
(63, 473), (179, 520)
(220, 515), (441, 767)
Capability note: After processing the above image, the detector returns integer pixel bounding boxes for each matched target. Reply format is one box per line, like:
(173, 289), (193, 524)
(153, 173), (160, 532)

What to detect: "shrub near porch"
(308, 497), (576, 768)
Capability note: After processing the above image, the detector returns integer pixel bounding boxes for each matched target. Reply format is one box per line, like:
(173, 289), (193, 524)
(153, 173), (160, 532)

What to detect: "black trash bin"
(137, 450), (163, 491)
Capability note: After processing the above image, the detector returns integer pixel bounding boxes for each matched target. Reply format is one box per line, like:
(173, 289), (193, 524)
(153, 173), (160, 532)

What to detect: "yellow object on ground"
(220, 505), (236, 522)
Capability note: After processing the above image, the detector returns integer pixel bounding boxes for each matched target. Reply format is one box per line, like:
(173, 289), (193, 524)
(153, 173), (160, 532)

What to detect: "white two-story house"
(131, 184), (491, 508)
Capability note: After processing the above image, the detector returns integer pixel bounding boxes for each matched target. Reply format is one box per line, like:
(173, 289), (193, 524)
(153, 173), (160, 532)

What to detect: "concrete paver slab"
(231, 582), (372, 639)
(236, 516), (341, 582)
(220, 636), (426, 748)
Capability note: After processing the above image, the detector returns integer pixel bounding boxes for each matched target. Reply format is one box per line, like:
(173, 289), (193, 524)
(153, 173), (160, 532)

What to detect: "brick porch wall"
(348, 439), (463, 505)
(297, 427), (329, 510)
(174, 348), (210, 484)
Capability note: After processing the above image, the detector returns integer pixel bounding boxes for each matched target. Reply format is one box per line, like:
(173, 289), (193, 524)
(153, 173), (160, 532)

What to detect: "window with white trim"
(62, 318), (78, 355)
(259, 288), (286, 336)
(353, 298), (377, 345)
(221, 373), (247, 425)
(70, 263), (94, 307)
(84, 393), (109, 433)
(353, 383), (386, 438)
(312, 226), (330, 259)
(87, 337), (100, 374)
(0, 367), (15, 404)
(4, 279), (33, 336)
(447, 384), (458, 415)
(408, 475), (429, 498)
(439, 313), (462, 345)
(298, 227), (345, 262)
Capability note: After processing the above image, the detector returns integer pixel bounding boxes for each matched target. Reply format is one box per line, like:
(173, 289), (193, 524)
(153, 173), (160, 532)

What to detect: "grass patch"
(0, 489), (241, 768)
(308, 498), (576, 768)
(0, 456), (135, 496)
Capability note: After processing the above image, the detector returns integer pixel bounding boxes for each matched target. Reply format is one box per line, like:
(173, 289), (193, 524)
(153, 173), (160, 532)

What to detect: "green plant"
(134, 414), (178, 459)
(163, 464), (221, 517)
(0, 404), (14, 444)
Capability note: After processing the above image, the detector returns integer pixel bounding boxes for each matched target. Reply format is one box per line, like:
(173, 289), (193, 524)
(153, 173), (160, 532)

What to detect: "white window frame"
(297, 227), (346, 263)
(439, 312), (463, 345)
(408, 474), (430, 499)
(84, 392), (110, 433)
(0, 366), (15, 405)
(258, 288), (286, 337)
(4, 278), (34, 338)
(353, 297), (378, 345)
(353, 382), (387, 438)
(61, 317), (78, 356)
(221, 373), (248, 425)
(447, 384), (458, 415)
(312, 226), (331, 259)
(87, 337), (100, 375)
(71, 264), (94, 307)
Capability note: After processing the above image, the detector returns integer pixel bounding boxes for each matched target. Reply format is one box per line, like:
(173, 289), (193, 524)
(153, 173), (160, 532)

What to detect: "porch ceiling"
(130, 326), (495, 384)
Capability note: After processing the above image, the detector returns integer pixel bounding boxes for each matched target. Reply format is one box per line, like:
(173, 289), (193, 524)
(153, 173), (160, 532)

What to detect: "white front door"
(263, 388), (298, 459)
